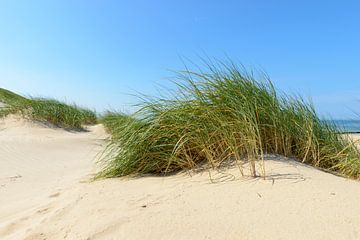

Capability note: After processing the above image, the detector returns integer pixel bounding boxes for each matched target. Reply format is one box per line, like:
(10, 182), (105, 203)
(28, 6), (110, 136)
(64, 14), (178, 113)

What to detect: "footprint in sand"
(48, 192), (61, 198)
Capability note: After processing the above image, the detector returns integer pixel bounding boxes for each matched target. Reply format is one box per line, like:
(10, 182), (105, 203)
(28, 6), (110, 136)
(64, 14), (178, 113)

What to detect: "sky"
(0, 0), (359, 118)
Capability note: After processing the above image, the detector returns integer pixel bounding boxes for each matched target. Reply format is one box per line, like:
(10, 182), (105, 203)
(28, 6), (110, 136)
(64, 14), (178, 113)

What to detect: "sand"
(1, 116), (360, 240)
(350, 134), (360, 142)
(0, 116), (106, 239)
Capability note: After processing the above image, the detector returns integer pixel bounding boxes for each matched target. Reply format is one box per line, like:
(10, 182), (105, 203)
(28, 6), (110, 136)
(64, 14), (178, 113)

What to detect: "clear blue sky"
(0, 1), (359, 118)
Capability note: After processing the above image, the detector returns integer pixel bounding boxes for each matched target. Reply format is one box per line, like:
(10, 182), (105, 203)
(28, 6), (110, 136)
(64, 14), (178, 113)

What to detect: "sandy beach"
(0, 116), (106, 239)
(1, 116), (360, 240)
(2, 1), (360, 239)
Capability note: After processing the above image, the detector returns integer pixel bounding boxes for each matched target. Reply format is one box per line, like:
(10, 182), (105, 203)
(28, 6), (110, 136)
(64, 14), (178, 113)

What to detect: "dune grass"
(0, 88), (97, 129)
(26, 98), (97, 129)
(101, 111), (138, 137)
(98, 61), (360, 179)
(0, 88), (28, 104)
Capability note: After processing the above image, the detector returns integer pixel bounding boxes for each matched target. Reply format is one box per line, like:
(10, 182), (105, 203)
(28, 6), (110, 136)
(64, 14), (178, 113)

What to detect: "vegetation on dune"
(0, 88), (97, 129)
(101, 111), (138, 137)
(0, 88), (28, 104)
(0, 88), (31, 118)
(98, 61), (360, 179)
(26, 98), (97, 129)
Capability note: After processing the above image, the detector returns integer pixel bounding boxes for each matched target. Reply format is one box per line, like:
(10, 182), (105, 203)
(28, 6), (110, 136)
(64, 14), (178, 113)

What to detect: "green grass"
(0, 89), (97, 129)
(98, 61), (360, 179)
(0, 88), (28, 104)
(101, 111), (137, 136)
(26, 98), (97, 129)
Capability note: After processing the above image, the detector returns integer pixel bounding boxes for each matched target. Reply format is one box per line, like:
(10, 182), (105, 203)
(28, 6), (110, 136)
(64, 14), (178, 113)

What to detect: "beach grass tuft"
(98, 60), (360, 179)
(101, 111), (137, 137)
(0, 88), (28, 104)
(0, 89), (97, 129)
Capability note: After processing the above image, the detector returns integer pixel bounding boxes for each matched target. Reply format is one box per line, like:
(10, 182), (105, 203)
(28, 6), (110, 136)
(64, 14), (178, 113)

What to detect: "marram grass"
(0, 87), (28, 104)
(26, 98), (97, 129)
(98, 62), (360, 179)
(0, 88), (97, 129)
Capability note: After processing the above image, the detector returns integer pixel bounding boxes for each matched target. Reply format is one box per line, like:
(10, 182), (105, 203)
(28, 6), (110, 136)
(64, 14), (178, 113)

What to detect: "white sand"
(0, 116), (106, 239)
(1, 116), (360, 240)
(350, 133), (360, 142)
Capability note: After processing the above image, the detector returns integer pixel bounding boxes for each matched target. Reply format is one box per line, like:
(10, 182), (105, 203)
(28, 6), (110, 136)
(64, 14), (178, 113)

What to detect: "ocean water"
(331, 120), (360, 133)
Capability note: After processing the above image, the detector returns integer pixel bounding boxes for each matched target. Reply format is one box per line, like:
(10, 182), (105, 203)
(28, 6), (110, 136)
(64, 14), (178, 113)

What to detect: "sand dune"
(1, 116), (360, 239)
(0, 116), (106, 239)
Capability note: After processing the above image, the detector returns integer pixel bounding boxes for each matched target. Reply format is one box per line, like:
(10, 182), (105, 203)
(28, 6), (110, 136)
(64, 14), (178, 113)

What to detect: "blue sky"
(0, 1), (359, 118)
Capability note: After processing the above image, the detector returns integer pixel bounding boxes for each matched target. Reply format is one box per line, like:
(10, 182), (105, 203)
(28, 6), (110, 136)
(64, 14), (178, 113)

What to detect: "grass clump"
(98, 60), (360, 179)
(101, 111), (137, 137)
(27, 98), (97, 129)
(0, 88), (31, 118)
(0, 88), (97, 129)
(0, 88), (28, 104)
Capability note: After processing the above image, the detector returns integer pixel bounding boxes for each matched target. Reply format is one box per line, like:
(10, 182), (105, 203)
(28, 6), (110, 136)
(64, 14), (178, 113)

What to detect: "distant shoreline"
(328, 120), (360, 133)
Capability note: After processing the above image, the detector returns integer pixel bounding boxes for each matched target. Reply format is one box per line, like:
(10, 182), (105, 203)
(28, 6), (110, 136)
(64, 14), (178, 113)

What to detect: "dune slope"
(1, 116), (360, 240)
(0, 116), (106, 239)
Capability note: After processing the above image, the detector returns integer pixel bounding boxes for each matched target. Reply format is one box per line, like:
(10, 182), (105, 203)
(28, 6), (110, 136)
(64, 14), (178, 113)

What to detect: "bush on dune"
(98, 61), (360, 179)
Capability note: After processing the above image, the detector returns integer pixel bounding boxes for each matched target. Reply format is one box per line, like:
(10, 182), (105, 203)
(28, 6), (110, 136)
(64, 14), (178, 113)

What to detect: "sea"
(331, 120), (360, 133)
